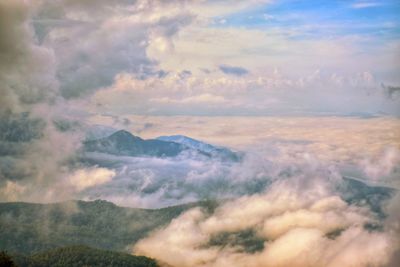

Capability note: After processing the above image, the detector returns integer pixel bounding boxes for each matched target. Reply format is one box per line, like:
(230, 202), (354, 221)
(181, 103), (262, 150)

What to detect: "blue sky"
(215, 0), (400, 41)
(2, 0), (399, 119)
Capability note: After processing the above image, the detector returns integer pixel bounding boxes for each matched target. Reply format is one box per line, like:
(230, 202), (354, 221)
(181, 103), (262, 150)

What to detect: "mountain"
(339, 176), (396, 217)
(10, 246), (158, 267)
(0, 199), (218, 255)
(156, 135), (218, 153)
(83, 130), (189, 157)
(156, 135), (241, 161)
(0, 175), (395, 259)
(83, 130), (241, 160)
(85, 125), (118, 141)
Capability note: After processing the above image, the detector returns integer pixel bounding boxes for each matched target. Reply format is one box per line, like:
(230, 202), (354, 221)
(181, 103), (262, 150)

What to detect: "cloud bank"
(134, 174), (399, 267)
(125, 133), (400, 265)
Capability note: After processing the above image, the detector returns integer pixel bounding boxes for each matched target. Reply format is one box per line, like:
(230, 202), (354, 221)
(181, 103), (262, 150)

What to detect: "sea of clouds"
(1, 1), (399, 266)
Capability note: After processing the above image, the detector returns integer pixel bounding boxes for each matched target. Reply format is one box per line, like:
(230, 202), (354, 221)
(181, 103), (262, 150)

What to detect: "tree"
(0, 251), (17, 267)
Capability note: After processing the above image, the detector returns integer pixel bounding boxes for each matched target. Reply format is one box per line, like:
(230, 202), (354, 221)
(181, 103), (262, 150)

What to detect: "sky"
(1, 1), (400, 266)
(2, 0), (398, 118)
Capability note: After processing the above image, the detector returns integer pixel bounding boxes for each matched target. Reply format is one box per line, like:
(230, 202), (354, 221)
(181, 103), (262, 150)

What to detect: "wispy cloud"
(351, 1), (383, 9)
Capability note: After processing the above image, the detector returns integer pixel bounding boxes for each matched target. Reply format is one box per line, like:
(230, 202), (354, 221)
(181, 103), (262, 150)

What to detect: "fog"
(1, 1), (399, 266)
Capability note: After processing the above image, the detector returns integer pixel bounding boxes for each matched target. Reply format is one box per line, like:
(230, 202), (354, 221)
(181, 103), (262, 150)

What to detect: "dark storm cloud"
(219, 64), (249, 76)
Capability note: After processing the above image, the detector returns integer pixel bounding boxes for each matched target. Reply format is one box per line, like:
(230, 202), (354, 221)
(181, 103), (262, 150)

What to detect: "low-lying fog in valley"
(0, 1), (399, 267)
(2, 116), (399, 267)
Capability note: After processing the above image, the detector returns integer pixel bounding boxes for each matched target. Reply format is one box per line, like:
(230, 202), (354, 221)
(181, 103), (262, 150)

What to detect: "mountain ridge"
(10, 245), (158, 267)
(83, 130), (187, 157)
(83, 130), (241, 160)
(156, 134), (242, 161)
(0, 199), (219, 255)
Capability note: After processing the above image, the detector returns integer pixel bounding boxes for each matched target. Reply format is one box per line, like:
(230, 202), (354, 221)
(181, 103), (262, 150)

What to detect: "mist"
(1, 1), (399, 267)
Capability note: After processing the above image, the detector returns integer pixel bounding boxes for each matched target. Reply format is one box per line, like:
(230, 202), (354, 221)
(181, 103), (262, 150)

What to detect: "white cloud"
(134, 177), (397, 267)
(0, 181), (27, 202)
(91, 67), (400, 116)
(90, 115), (400, 166)
(67, 167), (116, 191)
(263, 13), (275, 20)
(351, 1), (383, 9)
(33, 0), (193, 99)
(151, 94), (227, 104)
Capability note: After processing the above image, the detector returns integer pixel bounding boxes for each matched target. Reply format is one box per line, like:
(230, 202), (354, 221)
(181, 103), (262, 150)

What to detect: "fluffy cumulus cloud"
(0, 0), (193, 201)
(134, 175), (399, 267)
(0, 0), (81, 202)
(37, 0), (193, 99)
(1, 2), (399, 265)
(0, 0), (58, 114)
(67, 167), (116, 191)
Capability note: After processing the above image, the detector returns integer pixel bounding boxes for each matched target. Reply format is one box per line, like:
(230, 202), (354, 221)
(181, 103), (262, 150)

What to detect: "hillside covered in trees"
(3, 246), (158, 267)
(0, 199), (218, 255)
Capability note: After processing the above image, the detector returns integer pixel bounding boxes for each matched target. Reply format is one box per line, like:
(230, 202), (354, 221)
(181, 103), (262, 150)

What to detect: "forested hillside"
(0, 199), (218, 254)
(4, 246), (158, 267)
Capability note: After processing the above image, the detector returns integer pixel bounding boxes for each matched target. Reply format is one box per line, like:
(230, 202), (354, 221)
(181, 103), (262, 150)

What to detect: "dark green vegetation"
(207, 229), (265, 253)
(0, 251), (18, 267)
(0, 199), (218, 255)
(0, 177), (395, 266)
(339, 177), (396, 217)
(8, 245), (158, 267)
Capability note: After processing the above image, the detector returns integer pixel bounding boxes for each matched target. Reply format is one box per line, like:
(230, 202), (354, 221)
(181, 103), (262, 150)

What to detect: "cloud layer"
(134, 174), (399, 267)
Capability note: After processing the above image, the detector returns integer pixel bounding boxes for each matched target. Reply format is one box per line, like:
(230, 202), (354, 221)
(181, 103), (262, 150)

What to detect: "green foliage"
(11, 246), (158, 267)
(0, 251), (18, 267)
(0, 199), (218, 255)
(207, 229), (265, 253)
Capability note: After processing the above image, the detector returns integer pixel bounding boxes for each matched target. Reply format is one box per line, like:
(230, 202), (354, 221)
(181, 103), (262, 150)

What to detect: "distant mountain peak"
(161, 134), (192, 139)
(83, 129), (241, 160)
(109, 130), (143, 141)
(111, 129), (134, 136)
(156, 134), (242, 161)
(157, 135), (218, 152)
(83, 130), (186, 157)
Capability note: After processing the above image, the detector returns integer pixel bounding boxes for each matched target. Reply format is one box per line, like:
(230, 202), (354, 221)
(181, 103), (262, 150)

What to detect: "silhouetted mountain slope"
(157, 135), (242, 161)
(0, 199), (218, 255)
(0, 178), (394, 257)
(339, 176), (396, 216)
(83, 130), (242, 160)
(83, 130), (188, 157)
(10, 245), (158, 267)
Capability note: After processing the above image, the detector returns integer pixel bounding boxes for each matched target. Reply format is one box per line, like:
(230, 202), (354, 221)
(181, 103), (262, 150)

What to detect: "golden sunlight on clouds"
(134, 178), (397, 267)
(67, 167), (116, 191)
